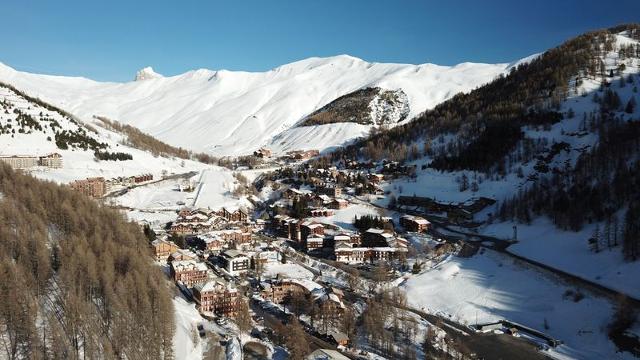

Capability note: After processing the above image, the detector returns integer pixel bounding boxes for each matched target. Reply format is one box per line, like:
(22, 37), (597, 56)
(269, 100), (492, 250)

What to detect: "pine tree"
(613, 217), (619, 247)
(589, 225), (601, 253)
(605, 218), (612, 250)
(623, 204), (639, 261)
(625, 96), (636, 114)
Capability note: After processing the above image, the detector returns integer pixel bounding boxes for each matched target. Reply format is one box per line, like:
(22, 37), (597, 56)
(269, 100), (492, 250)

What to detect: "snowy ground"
(308, 202), (383, 230)
(112, 176), (198, 210)
(263, 262), (315, 281)
(193, 168), (253, 210)
(173, 296), (204, 360)
(481, 218), (640, 299)
(403, 250), (634, 360)
(110, 166), (254, 226)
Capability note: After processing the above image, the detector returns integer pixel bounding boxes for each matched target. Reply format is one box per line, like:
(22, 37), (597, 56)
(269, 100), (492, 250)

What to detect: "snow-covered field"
(263, 262), (315, 281)
(113, 176), (198, 210)
(0, 56), (513, 156)
(193, 168), (252, 210)
(403, 250), (632, 360)
(482, 218), (640, 299)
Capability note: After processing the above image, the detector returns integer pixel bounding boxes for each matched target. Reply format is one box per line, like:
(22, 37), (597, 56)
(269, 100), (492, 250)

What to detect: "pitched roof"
(306, 349), (350, 360)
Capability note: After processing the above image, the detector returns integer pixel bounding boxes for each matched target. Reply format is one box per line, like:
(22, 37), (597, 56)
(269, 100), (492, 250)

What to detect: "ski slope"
(0, 56), (513, 156)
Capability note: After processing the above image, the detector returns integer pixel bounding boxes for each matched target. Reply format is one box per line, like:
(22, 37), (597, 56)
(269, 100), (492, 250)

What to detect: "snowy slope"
(0, 56), (512, 156)
(0, 83), (207, 184)
(404, 251), (632, 360)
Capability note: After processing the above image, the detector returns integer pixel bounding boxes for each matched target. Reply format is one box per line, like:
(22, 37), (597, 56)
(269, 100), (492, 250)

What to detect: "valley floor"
(403, 249), (631, 360)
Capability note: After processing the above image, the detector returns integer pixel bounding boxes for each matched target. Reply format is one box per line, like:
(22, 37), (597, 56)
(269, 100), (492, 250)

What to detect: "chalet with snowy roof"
(209, 228), (252, 244)
(330, 199), (348, 210)
(333, 232), (360, 246)
(314, 287), (346, 317)
(192, 279), (240, 317)
(220, 207), (248, 223)
(286, 149), (319, 160)
(253, 218), (266, 231)
(251, 250), (280, 266)
(260, 278), (323, 304)
(305, 236), (325, 252)
(300, 221), (325, 241)
(283, 188), (311, 200)
(400, 214), (431, 233)
(308, 194), (332, 208)
(327, 331), (349, 347)
(306, 349), (350, 360)
(197, 234), (224, 252)
(333, 229), (407, 264)
(361, 228), (395, 247)
(272, 215), (301, 241)
(308, 176), (325, 188)
(168, 248), (198, 262)
(151, 239), (179, 261)
(170, 208), (225, 235)
(334, 245), (403, 264)
(170, 260), (210, 287)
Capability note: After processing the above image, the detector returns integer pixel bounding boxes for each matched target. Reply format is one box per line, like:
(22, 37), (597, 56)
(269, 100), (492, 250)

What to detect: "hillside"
(0, 163), (174, 359)
(0, 56), (512, 156)
(0, 82), (207, 184)
(317, 24), (640, 302)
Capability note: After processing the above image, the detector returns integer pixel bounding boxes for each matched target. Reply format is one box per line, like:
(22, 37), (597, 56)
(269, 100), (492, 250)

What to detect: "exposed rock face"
(298, 87), (409, 127)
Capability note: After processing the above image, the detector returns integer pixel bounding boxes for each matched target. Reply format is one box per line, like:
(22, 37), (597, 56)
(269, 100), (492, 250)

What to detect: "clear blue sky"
(2, 0), (639, 82)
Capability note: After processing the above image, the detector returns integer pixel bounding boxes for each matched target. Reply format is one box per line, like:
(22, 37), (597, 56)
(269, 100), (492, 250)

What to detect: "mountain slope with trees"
(0, 164), (174, 359)
(322, 25), (640, 246)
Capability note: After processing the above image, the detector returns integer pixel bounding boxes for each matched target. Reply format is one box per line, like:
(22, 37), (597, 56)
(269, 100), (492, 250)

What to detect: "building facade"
(69, 177), (106, 198)
(152, 239), (179, 261)
(170, 260), (210, 287)
(192, 279), (240, 317)
(400, 215), (431, 232)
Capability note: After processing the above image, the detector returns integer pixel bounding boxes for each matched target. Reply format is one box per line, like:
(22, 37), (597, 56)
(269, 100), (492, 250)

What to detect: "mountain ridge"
(0, 55), (515, 156)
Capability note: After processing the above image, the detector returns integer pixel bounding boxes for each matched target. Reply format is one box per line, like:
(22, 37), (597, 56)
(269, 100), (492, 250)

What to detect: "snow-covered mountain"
(0, 56), (513, 156)
(134, 66), (163, 81)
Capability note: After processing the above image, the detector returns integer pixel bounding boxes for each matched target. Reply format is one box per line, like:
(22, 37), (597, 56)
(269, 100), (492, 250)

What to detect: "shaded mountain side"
(0, 164), (174, 359)
(297, 87), (409, 127)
